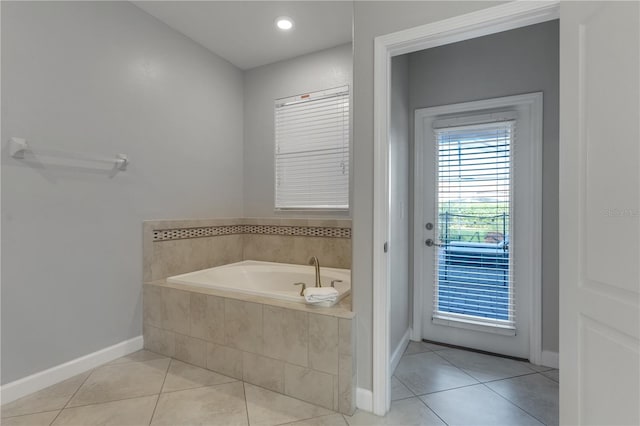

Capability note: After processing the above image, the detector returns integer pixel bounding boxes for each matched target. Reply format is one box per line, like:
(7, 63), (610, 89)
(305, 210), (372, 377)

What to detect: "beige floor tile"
(391, 376), (414, 401)
(527, 363), (556, 373)
(541, 369), (559, 382)
(107, 350), (168, 366)
(486, 373), (559, 426)
(151, 382), (248, 426)
(67, 358), (169, 407)
(162, 360), (236, 393)
(1, 410), (60, 426)
(244, 383), (333, 426)
(344, 397), (445, 426)
(395, 352), (478, 395)
(52, 395), (157, 426)
(404, 341), (448, 355)
(435, 349), (537, 382)
(285, 413), (348, 426)
(420, 384), (543, 426)
(1, 372), (91, 418)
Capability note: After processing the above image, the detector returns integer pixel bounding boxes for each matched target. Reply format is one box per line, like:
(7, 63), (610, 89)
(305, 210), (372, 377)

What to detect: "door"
(416, 94), (542, 359)
(559, 2), (640, 424)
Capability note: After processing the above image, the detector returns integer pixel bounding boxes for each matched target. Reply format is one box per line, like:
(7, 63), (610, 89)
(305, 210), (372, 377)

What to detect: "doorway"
(415, 93), (543, 359)
(371, 1), (560, 415)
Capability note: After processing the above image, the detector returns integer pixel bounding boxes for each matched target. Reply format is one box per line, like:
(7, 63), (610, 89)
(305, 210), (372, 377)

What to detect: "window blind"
(274, 86), (349, 209)
(433, 121), (514, 328)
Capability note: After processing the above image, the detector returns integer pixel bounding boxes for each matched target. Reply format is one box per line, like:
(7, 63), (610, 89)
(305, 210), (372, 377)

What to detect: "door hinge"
(383, 242), (388, 253)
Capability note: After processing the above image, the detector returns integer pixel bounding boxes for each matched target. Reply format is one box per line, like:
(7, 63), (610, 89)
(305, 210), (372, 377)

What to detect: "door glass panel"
(434, 122), (513, 328)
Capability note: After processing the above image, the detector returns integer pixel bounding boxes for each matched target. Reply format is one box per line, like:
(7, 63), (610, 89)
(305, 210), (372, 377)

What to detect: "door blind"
(274, 86), (349, 209)
(433, 121), (514, 328)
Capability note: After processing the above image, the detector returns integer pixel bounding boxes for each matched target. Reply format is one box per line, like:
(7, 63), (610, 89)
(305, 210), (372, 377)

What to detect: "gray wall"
(389, 56), (411, 355)
(407, 20), (560, 353)
(243, 43), (353, 218)
(352, 0), (505, 391)
(1, 1), (244, 383)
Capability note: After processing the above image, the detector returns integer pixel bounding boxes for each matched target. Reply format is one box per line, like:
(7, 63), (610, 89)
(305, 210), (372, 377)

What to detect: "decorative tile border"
(152, 224), (351, 241)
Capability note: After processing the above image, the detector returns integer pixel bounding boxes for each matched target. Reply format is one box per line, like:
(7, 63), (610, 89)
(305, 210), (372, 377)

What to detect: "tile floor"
(1, 342), (559, 426)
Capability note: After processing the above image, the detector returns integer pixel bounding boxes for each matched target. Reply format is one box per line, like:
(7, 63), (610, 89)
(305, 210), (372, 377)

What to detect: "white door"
(559, 1), (640, 424)
(416, 94), (542, 359)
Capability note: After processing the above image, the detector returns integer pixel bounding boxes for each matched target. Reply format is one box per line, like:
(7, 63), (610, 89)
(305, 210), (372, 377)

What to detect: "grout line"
(481, 379), (550, 425)
(481, 371), (540, 384)
(430, 351), (482, 383)
(274, 413), (341, 426)
(47, 368), (95, 425)
(0, 409), (60, 421)
(242, 382), (251, 426)
(392, 374), (418, 397)
(158, 380), (239, 397)
(416, 396), (449, 426)
(148, 358), (171, 425)
(414, 382), (482, 398)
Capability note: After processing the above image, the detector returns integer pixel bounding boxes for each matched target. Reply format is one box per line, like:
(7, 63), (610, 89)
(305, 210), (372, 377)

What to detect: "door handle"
(425, 239), (443, 247)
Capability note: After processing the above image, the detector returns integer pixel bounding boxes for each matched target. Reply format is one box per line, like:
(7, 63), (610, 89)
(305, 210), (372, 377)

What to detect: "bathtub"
(167, 260), (351, 305)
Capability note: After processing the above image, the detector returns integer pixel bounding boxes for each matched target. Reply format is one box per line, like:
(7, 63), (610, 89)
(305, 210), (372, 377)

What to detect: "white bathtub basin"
(167, 260), (351, 304)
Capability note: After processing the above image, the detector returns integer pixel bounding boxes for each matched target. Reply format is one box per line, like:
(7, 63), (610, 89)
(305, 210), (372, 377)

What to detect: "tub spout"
(308, 256), (321, 287)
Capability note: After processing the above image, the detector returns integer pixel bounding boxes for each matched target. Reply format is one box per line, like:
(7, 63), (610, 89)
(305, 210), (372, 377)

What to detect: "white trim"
(390, 329), (411, 376)
(541, 350), (559, 369)
(372, 0), (559, 416)
(356, 387), (373, 413)
(0, 336), (143, 404)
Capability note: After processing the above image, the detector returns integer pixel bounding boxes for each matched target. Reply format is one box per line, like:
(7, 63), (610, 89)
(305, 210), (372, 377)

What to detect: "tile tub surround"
(143, 218), (352, 281)
(143, 280), (357, 415)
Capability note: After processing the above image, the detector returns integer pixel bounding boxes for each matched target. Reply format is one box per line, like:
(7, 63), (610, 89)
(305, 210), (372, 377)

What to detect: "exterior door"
(559, 1), (640, 424)
(416, 94), (542, 359)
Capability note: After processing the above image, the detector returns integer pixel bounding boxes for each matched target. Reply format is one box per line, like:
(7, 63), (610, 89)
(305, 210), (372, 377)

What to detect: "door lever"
(425, 239), (443, 247)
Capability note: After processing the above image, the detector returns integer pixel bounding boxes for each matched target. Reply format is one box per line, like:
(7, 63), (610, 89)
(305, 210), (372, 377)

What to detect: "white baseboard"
(356, 387), (373, 412)
(390, 328), (411, 376)
(1, 336), (143, 404)
(540, 350), (559, 369)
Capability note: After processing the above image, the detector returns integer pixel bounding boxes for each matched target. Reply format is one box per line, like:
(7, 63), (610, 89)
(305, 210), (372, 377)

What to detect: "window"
(274, 86), (349, 210)
(434, 121), (514, 327)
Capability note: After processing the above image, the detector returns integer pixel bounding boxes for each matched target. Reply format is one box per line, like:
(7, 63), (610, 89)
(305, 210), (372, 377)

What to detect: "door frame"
(414, 93), (543, 357)
(372, 0), (559, 416)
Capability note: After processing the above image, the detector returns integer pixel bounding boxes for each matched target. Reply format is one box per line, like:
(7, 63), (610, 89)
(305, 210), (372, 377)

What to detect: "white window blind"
(275, 86), (349, 209)
(433, 121), (514, 329)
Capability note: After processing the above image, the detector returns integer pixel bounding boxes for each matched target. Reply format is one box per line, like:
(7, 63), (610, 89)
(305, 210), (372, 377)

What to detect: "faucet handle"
(331, 279), (343, 288)
(293, 282), (306, 296)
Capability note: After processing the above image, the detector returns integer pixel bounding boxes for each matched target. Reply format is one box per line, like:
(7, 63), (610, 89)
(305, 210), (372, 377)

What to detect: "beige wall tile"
(206, 342), (243, 380)
(284, 364), (334, 410)
(338, 318), (354, 356)
(338, 354), (356, 415)
(143, 284), (162, 328)
(190, 293), (225, 344)
(161, 287), (190, 335)
(225, 299), (263, 353)
(143, 324), (175, 357)
(150, 234), (243, 281)
(243, 234), (351, 269)
(308, 314), (339, 374)
(174, 334), (207, 368)
(263, 306), (308, 367)
(242, 352), (284, 393)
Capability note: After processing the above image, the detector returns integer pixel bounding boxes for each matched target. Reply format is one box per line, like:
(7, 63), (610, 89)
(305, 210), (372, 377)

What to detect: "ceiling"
(133, 1), (353, 70)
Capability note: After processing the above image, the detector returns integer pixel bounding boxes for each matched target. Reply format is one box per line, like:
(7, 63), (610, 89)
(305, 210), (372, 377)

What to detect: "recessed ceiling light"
(275, 16), (294, 31)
